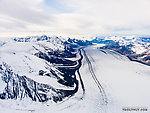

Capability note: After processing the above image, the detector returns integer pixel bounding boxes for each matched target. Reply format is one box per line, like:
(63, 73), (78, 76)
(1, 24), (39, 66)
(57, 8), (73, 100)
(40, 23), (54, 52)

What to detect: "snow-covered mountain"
(91, 36), (150, 66)
(0, 35), (85, 103)
(0, 35), (150, 113)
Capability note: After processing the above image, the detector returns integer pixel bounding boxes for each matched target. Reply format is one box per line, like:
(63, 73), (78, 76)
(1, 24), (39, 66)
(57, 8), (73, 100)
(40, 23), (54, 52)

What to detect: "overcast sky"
(0, 0), (150, 36)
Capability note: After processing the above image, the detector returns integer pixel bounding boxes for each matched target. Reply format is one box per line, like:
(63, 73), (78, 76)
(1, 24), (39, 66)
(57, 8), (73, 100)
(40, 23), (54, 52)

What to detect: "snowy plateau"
(0, 35), (150, 113)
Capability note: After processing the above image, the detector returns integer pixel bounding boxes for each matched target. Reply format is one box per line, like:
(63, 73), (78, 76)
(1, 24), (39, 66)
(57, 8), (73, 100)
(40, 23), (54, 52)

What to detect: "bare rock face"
(0, 61), (73, 102)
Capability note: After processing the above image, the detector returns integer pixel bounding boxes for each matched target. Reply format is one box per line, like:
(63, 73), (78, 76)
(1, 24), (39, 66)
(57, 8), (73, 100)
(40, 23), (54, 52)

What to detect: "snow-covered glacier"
(0, 35), (150, 113)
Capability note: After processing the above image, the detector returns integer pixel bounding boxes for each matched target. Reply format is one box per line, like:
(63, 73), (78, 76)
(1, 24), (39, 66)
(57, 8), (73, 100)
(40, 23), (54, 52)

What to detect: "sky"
(0, 0), (150, 36)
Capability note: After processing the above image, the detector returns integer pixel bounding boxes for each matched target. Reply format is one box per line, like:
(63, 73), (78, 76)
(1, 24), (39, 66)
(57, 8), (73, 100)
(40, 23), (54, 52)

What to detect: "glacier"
(0, 35), (150, 113)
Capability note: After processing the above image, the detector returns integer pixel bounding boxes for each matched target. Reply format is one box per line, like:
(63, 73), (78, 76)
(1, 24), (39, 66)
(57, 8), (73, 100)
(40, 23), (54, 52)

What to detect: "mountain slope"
(92, 36), (150, 66)
(0, 36), (84, 103)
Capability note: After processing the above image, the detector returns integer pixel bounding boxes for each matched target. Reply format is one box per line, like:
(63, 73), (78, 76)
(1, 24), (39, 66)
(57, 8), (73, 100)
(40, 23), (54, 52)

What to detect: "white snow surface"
(0, 44), (150, 113)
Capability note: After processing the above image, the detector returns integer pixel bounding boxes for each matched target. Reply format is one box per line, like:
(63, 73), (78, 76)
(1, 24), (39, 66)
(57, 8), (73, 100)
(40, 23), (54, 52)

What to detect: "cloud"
(0, 0), (53, 31)
(55, 0), (150, 34)
(0, 0), (150, 35)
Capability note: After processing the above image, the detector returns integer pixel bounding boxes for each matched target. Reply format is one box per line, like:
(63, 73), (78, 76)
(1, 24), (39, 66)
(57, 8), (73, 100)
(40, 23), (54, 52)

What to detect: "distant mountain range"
(90, 36), (150, 66)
